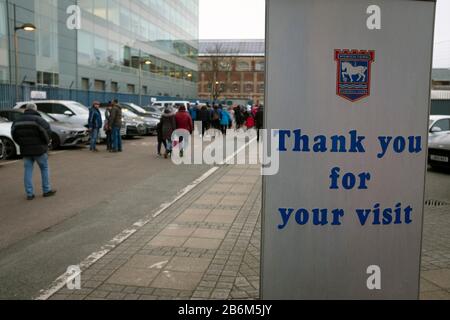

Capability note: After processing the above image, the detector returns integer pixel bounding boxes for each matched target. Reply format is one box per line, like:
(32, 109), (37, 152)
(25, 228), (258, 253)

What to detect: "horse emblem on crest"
(335, 49), (375, 102)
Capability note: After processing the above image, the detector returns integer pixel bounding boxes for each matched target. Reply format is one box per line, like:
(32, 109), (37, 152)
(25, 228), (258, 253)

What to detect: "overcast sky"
(199, 0), (450, 68)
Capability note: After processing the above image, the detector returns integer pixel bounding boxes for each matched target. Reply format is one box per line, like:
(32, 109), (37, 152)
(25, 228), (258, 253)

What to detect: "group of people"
(88, 100), (123, 153)
(188, 103), (264, 137)
(157, 102), (265, 159)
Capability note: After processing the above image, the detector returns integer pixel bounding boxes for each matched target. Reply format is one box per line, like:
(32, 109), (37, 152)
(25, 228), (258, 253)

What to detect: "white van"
(151, 101), (191, 112)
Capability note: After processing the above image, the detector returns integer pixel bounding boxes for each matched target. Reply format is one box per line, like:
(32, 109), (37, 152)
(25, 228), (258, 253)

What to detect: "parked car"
(428, 115), (450, 168)
(0, 136), (4, 160)
(0, 110), (89, 150)
(122, 109), (147, 137)
(143, 105), (163, 115)
(98, 104), (141, 138)
(151, 101), (191, 112)
(0, 117), (20, 159)
(14, 100), (108, 140)
(119, 103), (159, 135)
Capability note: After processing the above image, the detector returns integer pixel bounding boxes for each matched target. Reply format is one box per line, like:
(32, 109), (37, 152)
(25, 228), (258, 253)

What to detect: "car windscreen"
(126, 103), (148, 114)
(67, 102), (89, 115)
(39, 112), (56, 123)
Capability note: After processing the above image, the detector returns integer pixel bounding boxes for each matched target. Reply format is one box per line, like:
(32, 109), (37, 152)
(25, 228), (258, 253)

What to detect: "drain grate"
(425, 199), (450, 208)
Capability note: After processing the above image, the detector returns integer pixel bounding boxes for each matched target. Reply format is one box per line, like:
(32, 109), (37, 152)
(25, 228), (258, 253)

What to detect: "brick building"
(198, 39), (265, 105)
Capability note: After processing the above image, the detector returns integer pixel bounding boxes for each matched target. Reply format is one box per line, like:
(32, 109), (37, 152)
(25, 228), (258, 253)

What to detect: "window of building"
(232, 82), (240, 93)
(258, 83), (265, 93)
(219, 61), (231, 71)
(81, 78), (90, 91)
(237, 61), (251, 71)
(256, 61), (265, 72)
(142, 86), (148, 95)
(111, 82), (118, 93)
(244, 82), (254, 93)
(37, 71), (59, 86)
(200, 62), (212, 71)
(95, 80), (106, 91)
(127, 84), (135, 93)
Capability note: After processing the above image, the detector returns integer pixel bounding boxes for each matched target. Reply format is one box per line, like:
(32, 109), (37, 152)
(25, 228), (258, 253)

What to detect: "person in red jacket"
(175, 105), (193, 158)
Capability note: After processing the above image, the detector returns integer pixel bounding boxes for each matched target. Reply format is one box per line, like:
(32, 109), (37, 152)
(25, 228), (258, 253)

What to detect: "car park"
(428, 115), (450, 168)
(119, 103), (159, 135)
(0, 117), (20, 159)
(0, 110), (89, 150)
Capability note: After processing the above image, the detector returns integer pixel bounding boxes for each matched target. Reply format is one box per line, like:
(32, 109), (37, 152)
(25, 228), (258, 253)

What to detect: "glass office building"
(0, 0), (199, 100)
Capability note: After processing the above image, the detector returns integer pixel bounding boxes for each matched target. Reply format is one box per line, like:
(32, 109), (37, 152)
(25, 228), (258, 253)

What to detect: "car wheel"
(50, 133), (60, 150)
(1, 138), (17, 160)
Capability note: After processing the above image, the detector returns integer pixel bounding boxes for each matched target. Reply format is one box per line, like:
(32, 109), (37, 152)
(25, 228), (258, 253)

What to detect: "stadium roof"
(199, 39), (265, 56)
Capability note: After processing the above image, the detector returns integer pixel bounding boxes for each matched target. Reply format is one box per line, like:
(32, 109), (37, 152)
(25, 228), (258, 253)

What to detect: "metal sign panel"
(262, 0), (435, 299)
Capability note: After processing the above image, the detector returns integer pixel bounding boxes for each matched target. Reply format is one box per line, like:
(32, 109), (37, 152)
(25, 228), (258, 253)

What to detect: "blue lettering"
(377, 136), (393, 159)
(278, 208), (294, 230)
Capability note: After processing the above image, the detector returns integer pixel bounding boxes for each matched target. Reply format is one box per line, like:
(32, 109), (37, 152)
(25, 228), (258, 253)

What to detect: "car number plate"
(430, 155), (449, 162)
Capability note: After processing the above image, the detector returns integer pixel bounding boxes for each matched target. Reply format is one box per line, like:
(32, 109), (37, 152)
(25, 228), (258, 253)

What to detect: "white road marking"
(220, 137), (257, 165)
(35, 137), (255, 300)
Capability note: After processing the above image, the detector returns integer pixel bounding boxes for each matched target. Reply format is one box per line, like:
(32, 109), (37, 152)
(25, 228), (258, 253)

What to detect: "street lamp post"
(13, 4), (36, 103)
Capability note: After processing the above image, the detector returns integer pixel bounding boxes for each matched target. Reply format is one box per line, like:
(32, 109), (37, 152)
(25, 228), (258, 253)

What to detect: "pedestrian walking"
(189, 103), (198, 125)
(104, 102), (113, 151)
(161, 106), (176, 158)
(109, 100), (123, 153)
(255, 105), (264, 142)
(11, 103), (57, 200)
(198, 105), (210, 137)
(234, 105), (244, 129)
(245, 112), (255, 130)
(156, 121), (167, 157)
(211, 105), (221, 131)
(220, 107), (231, 135)
(175, 105), (193, 158)
(88, 101), (103, 152)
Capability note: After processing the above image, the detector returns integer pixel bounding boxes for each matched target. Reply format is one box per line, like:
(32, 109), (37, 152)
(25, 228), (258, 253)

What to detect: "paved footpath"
(45, 163), (262, 300)
(41, 163), (449, 300)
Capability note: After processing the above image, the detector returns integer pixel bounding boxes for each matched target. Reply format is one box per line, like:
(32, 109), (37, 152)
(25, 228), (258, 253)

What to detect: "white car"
(14, 100), (107, 139)
(152, 101), (191, 112)
(428, 115), (450, 168)
(0, 118), (21, 159)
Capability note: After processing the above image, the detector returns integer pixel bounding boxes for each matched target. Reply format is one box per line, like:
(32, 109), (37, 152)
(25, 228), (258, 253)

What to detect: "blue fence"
(0, 83), (197, 110)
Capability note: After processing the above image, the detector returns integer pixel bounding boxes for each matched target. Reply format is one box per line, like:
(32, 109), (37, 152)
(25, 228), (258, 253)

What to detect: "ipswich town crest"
(334, 49), (375, 102)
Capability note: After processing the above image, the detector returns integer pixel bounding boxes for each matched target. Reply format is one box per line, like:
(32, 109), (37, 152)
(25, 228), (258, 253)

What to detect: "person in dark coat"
(161, 106), (176, 158)
(103, 102), (113, 151)
(255, 105), (264, 142)
(11, 103), (56, 200)
(109, 100), (123, 153)
(88, 101), (103, 152)
(198, 105), (211, 137)
(156, 121), (167, 157)
(234, 105), (244, 129)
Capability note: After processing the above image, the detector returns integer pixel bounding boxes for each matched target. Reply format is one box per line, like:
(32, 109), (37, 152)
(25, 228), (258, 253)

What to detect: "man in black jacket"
(11, 103), (57, 200)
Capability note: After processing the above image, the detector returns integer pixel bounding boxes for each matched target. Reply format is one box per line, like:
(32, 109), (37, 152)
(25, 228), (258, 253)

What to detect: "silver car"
(14, 100), (107, 140)
(428, 115), (450, 168)
(0, 109), (89, 149)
